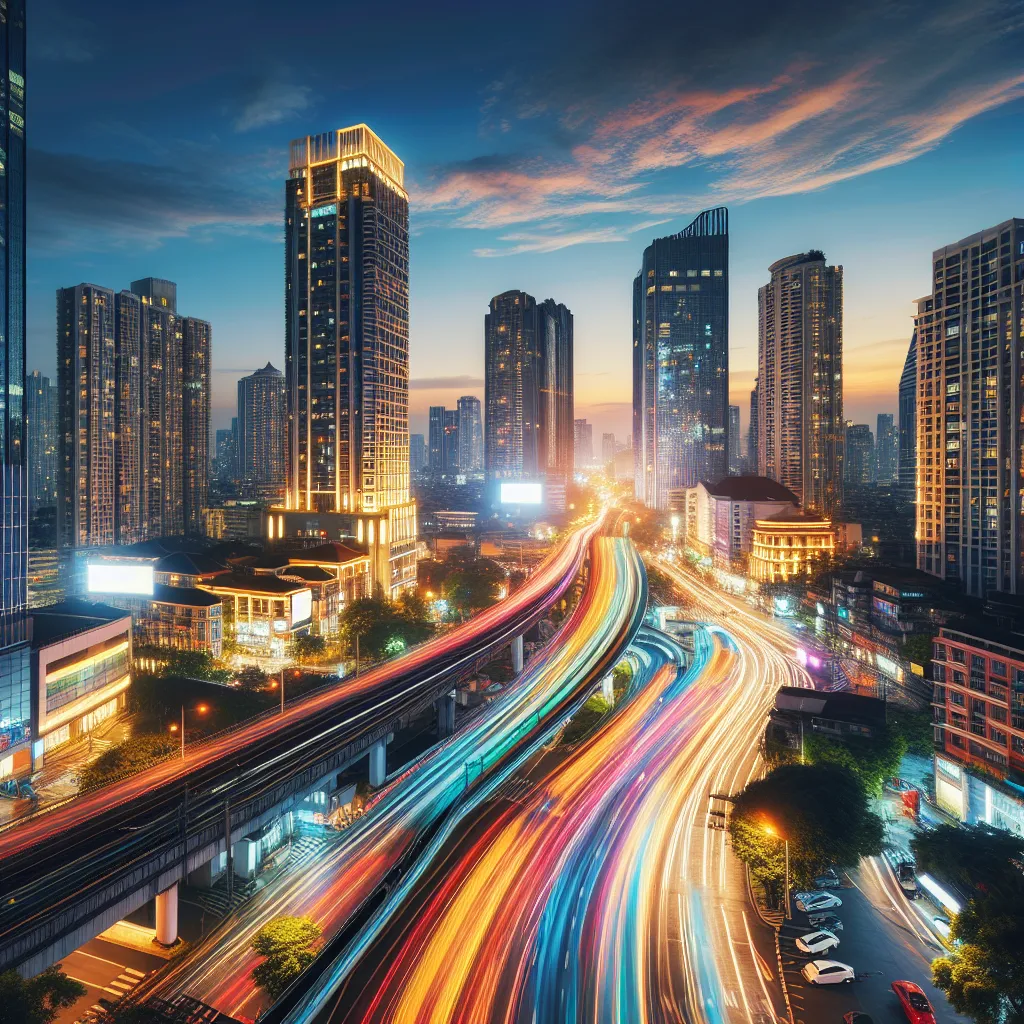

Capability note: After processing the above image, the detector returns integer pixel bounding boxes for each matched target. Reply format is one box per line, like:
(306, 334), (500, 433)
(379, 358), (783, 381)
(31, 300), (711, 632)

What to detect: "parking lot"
(780, 858), (970, 1024)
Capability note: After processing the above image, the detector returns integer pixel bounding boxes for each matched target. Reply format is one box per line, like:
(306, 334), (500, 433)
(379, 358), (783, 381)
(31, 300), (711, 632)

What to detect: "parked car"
(813, 868), (841, 889)
(891, 981), (936, 1024)
(796, 891), (843, 912)
(801, 959), (855, 985)
(795, 929), (840, 954)
(807, 911), (843, 932)
(895, 862), (919, 899)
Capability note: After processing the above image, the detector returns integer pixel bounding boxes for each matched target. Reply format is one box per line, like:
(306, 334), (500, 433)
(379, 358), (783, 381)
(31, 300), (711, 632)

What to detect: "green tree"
(340, 596), (432, 662)
(288, 634), (327, 664)
(912, 824), (1024, 897)
(903, 632), (936, 672)
(442, 560), (506, 619)
(236, 664), (268, 691)
(250, 916), (322, 1000)
(79, 734), (178, 791)
(132, 645), (230, 683)
(562, 693), (611, 746)
(729, 762), (883, 900)
(932, 945), (1004, 1024)
(0, 965), (86, 1024)
(803, 724), (907, 796)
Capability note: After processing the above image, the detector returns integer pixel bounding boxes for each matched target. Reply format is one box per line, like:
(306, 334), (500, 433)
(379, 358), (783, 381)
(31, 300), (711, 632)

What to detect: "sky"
(26, 0), (1024, 444)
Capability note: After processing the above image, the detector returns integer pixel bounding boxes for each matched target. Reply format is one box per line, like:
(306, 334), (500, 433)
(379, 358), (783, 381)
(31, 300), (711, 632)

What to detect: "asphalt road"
(55, 936), (164, 1023)
(780, 864), (969, 1024)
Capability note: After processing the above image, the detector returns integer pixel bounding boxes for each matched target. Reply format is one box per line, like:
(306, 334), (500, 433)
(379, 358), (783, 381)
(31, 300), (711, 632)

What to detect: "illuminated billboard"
(291, 589), (312, 625)
(499, 482), (543, 505)
(87, 563), (154, 596)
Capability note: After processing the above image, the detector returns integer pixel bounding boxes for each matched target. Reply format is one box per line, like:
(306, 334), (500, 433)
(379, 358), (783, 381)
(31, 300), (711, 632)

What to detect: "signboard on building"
(87, 563), (154, 596)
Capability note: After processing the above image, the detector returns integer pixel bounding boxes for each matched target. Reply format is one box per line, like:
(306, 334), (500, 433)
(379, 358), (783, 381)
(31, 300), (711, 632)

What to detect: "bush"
(0, 966), (87, 1024)
(250, 916), (322, 1000)
(79, 734), (178, 792)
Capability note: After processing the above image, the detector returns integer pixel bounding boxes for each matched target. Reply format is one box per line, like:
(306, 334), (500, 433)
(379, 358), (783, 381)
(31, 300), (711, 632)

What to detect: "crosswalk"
(75, 966), (147, 1023)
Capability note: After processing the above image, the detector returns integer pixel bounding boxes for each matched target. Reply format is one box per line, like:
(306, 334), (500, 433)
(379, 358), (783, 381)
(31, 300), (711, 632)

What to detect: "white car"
(801, 959), (855, 985)
(795, 929), (840, 954)
(795, 891), (843, 912)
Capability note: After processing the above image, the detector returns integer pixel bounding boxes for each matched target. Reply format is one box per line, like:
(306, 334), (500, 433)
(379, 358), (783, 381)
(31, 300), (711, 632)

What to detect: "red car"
(892, 980), (936, 1024)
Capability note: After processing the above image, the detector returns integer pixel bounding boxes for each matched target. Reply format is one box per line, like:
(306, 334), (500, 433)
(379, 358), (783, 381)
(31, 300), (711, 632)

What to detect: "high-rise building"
(875, 413), (898, 485)
(58, 279), (210, 548)
(748, 382), (759, 473)
(728, 405), (742, 475)
(282, 126), (416, 595)
(484, 290), (573, 484)
(633, 208), (729, 509)
(428, 405), (459, 476)
(916, 218), (1024, 597)
(236, 363), (286, 502)
(898, 331), (917, 503)
(844, 423), (875, 487)
(0, 0), (30, 781)
(410, 433), (427, 475)
(757, 251), (844, 517)
(213, 427), (237, 490)
(457, 395), (483, 475)
(601, 432), (616, 467)
(574, 419), (593, 468)
(26, 371), (58, 514)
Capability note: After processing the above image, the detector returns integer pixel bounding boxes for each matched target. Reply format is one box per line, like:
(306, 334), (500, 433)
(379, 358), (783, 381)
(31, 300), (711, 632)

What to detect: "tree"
(903, 632), (936, 672)
(79, 734), (178, 791)
(441, 560), (506, 619)
(250, 916), (322, 1000)
(0, 965), (86, 1024)
(339, 597), (432, 662)
(912, 824), (1024, 898)
(236, 665), (268, 691)
(729, 763), (884, 898)
(288, 634), (327, 664)
(132, 645), (230, 683)
(803, 724), (906, 797)
(932, 945), (1004, 1024)
(562, 693), (611, 746)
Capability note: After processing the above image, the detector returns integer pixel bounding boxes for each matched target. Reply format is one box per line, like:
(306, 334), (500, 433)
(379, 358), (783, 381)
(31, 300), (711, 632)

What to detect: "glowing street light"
(763, 822), (790, 919)
(670, 514), (680, 545)
(173, 702), (209, 759)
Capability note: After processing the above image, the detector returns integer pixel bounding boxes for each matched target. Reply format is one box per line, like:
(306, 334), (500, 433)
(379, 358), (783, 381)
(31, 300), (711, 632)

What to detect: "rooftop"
(279, 565), (335, 583)
(32, 599), (130, 647)
(150, 584), (222, 608)
(773, 685), (886, 727)
(199, 572), (310, 596)
(289, 542), (368, 565)
(758, 508), (832, 526)
(155, 551), (228, 577)
(703, 476), (799, 503)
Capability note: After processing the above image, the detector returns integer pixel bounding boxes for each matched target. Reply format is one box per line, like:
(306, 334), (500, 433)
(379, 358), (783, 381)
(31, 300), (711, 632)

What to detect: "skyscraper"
(875, 413), (898, 485)
(484, 291), (573, 485)
(457, 395), (483, 475)
(915, 218), (1024, 597)
(748, 382), (759, 474)
(409, 433), (427, 475)
(897, 331), (917, 503)
(844, 423), (875, 487)
(428, 405), (459, 476)
(283, 126), (416, 595)
(757, 251), (843, 517)
(237, 363), (286, 502)
(633, 208), (729, 509)
(601, 433), (616, 467)
(25, 371), (58, 514)
(0, 0), (31, 780)
(574, 419), (593, 468)
(728, 405), (741, 475)
(58, 279), (210, 547)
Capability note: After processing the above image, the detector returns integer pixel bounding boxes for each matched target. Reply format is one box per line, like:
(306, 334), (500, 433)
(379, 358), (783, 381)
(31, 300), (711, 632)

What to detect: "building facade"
(898, 331), (917, 503)
(728, 405), (741, 475)
(25, 370), (58, 514)
(915, 219), (1024, 597)
(536, 299), (573, 479)
(875, 413), (897, 486)
(0, 0), (30, 782)
(757, 252), (844, 517)
(748, 510), (835, 583)
(409, 433), (427, 475)
(457, 395), (483, 475)
(237, 362), (286, 502)
(573, 419), (593, 468)
(634, 208), (729, 509)
(282, 126), (416, 596)
(844, 423), (875, 487)
(748, 382), (758, 474)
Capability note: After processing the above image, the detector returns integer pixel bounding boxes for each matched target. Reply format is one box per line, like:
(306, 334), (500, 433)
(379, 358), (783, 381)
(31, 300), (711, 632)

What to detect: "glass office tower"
(0, 0), (30, 778)
(283, 126), (416, 595)
(633, 208), (729, 509)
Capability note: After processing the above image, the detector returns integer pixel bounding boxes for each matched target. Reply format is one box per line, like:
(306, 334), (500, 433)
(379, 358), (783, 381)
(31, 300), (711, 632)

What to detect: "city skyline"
(23, 0), (1024, 444)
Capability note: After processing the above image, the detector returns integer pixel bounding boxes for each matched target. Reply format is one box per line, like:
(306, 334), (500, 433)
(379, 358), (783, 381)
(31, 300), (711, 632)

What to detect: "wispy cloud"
(410, 375), (485, 389)
(233, 79), (312, 133)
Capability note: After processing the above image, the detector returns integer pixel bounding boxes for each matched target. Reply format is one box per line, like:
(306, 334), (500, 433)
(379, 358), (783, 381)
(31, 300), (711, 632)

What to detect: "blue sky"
(26, 0), (1024, 442)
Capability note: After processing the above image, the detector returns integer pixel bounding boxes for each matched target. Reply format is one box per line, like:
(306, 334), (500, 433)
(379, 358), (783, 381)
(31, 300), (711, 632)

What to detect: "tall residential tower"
(757, 251), (843, 517)
(633, 208), (729, 509)
(282, 126), (416, 595)
(237, 363), (286, 502)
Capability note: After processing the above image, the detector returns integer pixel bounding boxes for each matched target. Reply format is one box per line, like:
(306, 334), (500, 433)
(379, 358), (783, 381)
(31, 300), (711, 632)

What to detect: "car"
(801, 959), (855, 985)
(813, 869), (841, 889)
(891, 980), (936, 1024)
(807, 911), (843, 932)
(796, 891), (843, 912)
(795, 929), (840, 954)
(843, 1014), (874, 1024)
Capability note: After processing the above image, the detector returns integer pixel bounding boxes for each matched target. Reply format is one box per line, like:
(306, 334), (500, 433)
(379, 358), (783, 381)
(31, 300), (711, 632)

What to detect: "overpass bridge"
(0, 520), (601, 976)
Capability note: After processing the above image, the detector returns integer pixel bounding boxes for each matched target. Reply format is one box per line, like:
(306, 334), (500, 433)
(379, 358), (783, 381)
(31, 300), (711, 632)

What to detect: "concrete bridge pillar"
(511, 634), (524, 676)
(436, 691), (456, 738)
(601, 672), (615, 705)
(368, 739), (387, 787)
(155, 883), (179, 947)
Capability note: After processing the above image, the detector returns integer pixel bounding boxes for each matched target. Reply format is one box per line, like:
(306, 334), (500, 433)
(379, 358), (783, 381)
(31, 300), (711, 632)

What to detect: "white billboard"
(291, 589), (312, 625)
(87, 563), (154, 596)
(500, 482), (543, 505)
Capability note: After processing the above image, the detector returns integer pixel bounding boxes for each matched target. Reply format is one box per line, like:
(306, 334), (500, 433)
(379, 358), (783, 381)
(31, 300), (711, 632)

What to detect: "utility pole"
(784, 838), (791, 920)
(355, 634), (360, 678)
(280, 667), (285, 715)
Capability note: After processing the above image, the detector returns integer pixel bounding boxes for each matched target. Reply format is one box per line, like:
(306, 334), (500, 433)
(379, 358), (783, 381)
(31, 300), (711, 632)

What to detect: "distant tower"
(237, 363), (286, 502)
(410, 433), (427, 475)
(875, 413), (897, 485)
(748, 382), (759, 474)
(728, 405), (741, 475)
(574, 419), (593, 468)
(633, 209), (729, 508)
(457, 395), (483, 474)
(25, 371), (58, 514)
(758, 251), (843, 517)
(844, 423), (875, 487)
(897, 332), (917, 503)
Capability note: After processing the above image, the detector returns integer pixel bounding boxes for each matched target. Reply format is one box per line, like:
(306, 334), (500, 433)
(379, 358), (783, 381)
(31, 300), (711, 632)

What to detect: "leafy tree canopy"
(0, 965), (86, 1024)
(250, 916), (322, 1000)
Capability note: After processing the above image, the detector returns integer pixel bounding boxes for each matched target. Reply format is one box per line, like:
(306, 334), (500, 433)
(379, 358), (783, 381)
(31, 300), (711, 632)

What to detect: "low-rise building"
(30, 600), (133, 766)
(108, 585), (224, 658)
(197, 572), (313, 656)
(203, 500), (265, 541)
(749, 510), (835, 583)
(767, 685), (886, 754)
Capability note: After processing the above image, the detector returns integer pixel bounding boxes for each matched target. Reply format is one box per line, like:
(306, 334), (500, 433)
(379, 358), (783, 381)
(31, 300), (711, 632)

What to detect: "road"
(149, 534), (646, 1022)
(317, 603), (797, 1024)
(54, 937), (164, 1023)
(0, 518), (602, 965)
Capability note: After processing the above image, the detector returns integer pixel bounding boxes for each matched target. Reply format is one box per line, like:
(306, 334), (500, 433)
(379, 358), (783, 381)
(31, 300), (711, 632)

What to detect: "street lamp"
(670, 514), (680, 546)
(170, 702), (209, 759)
(764, 823), (791, 919)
